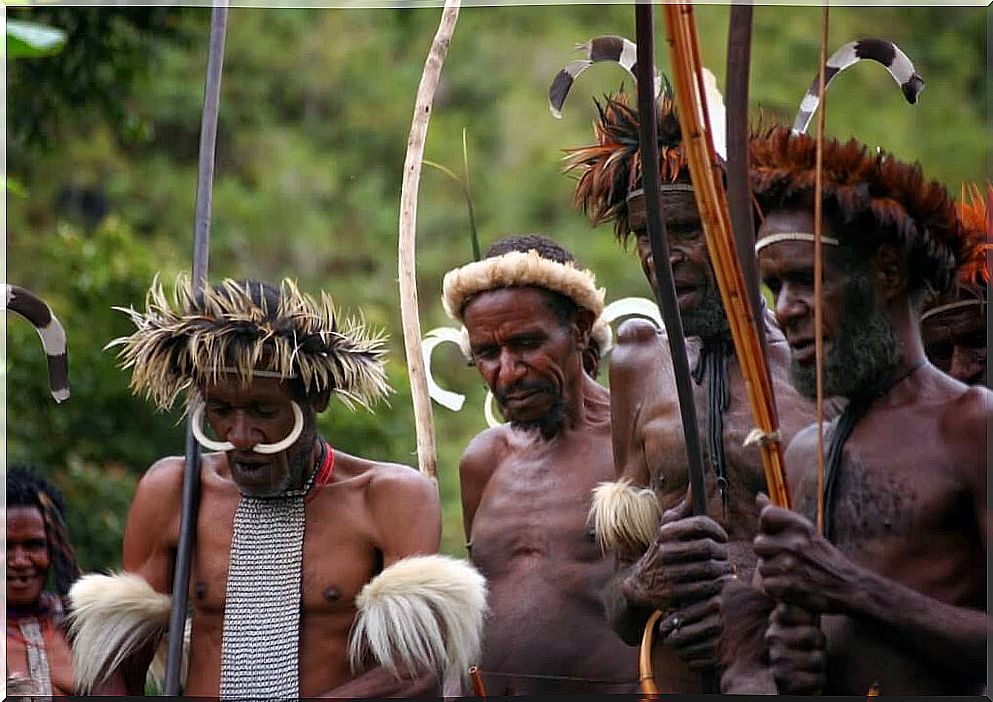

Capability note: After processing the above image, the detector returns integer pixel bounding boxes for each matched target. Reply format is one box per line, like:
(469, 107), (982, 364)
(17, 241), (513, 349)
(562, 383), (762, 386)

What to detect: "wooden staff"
(164, 3), (228, 694)
(661, 2), (791, 509)
(398, 0), (461, 481)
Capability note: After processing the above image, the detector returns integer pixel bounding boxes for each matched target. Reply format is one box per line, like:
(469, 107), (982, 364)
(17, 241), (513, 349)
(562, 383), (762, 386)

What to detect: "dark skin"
(93, 375), (443, 697)
(740, 208), (992, 695)
(6, 506), (75, 696)
(458, 286), (640, 695)
(921, 293), (986, 385)
(603, 195), (824, 693)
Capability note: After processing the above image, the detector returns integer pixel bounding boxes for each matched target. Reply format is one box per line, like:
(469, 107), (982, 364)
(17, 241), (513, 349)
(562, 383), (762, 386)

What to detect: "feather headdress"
(954, 182), (993, 289)
(750, 126), (964, 298)
(565, 90), (690, 243)
(108, 275), (391, 413)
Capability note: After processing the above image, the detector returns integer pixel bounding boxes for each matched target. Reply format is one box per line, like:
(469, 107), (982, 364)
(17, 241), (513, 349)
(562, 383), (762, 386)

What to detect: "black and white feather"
(549, 35), (661, 119)
(4, 284), (69, 402)
(792, 38), (925, 134)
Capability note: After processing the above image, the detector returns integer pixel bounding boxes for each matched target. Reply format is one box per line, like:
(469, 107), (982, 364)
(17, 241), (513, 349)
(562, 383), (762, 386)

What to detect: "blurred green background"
(5, 5), (988, 568)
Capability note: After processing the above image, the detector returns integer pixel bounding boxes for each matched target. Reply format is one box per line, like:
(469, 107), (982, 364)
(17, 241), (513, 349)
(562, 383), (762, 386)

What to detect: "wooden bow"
(398, 0), (461, 482)
(661, 2), (791, 509)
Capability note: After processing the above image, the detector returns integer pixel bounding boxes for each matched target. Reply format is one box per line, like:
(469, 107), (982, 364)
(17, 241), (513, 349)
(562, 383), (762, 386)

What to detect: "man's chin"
(230, 468), (289, 497)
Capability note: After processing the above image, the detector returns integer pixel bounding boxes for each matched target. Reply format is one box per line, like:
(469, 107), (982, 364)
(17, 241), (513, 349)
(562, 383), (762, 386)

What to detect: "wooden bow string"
(164, 3), (228, 694)
(398, 0), (461, 483)
(632, 3), (714, 695)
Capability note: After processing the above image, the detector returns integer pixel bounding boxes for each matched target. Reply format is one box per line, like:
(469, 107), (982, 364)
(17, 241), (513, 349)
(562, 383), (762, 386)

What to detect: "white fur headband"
(442, 250), (606, 321)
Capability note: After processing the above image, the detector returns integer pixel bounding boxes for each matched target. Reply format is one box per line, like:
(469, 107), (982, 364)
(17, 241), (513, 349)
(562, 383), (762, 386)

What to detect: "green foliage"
(6, 6), (987, 569)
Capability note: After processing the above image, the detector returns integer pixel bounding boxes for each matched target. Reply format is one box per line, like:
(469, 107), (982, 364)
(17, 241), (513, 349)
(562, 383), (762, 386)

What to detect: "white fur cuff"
(348, 555), (488, 680)
(589, 479), (660, 557)
(68, 572), (172, 693)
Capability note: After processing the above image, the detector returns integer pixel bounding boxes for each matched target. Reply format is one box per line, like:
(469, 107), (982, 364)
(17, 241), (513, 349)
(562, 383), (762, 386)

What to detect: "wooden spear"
(164, 3), (227, 694)
(398, 0), (460, 483)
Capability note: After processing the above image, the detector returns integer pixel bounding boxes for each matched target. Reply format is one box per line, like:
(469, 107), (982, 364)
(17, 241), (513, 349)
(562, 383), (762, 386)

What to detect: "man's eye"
(253, 406), (278, 418)
(763, 278), (782, 296)
(474, 347), (497, 360)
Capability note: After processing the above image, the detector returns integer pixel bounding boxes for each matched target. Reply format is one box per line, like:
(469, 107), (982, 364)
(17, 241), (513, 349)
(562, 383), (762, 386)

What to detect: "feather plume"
(955, 182), (993, 288)
(564, 91), (689, 242)
(750, 126), (963, 297)
(106, 274), (391, 413)
(588, 479), (659, 558)
(68, 572), (172, 694)
(348, 555), (488, 681)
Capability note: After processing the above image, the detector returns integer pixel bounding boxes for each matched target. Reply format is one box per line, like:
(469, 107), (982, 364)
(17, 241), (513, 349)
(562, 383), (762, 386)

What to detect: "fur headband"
(107, 275), (391, 413)
(442, 250), (606, 321)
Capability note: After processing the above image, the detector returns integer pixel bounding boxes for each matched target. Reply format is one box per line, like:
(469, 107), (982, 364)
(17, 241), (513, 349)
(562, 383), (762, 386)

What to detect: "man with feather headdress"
(921, 183), (991, 386)
(724, 127), (991, 695)
(559, 50), (823, 692)
(67, 276), (487, 698)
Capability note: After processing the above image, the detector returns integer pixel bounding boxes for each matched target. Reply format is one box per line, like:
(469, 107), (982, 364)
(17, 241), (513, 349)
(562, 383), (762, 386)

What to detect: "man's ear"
(573, 308), (596, 349)
(873, 244), (905, 301)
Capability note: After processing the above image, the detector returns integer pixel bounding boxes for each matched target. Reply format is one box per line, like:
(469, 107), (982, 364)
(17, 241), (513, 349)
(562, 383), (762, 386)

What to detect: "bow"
(660, 2), (791, 509)
(398, 0), (461, 482)
(164, 4), (228, 694)
(632, 3), (713, 695)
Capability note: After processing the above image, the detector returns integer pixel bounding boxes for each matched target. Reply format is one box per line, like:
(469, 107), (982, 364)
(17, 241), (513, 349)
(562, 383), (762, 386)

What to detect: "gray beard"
(682, 289), (730, 342)
(509, 397), (567, 441)
(790, 272), (900, 400)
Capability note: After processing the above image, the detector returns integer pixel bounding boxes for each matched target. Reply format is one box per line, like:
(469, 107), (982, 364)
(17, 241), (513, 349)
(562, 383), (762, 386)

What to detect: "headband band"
(754, 232), (840, 254)
(920, 298), (985, 323)
(626, 183), (696, 201)
(221, 367), (298, 380)
(442, 249), (605, 321)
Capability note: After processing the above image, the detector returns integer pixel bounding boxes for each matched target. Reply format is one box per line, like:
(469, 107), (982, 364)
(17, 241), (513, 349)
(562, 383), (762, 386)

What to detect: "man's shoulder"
(353, 456), (438, 504)
(458, 425), (512, 487)
(136, 455), (187, 495)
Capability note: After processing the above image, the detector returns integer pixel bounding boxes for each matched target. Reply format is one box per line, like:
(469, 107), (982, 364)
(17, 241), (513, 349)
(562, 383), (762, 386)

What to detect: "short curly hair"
(750, 126), (965, 304)
(7, 465), (67, 517)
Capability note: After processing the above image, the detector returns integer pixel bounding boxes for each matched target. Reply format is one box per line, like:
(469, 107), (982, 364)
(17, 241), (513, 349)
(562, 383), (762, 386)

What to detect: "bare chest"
(470, 438), (613, 570)
(191, 488), (379, 618)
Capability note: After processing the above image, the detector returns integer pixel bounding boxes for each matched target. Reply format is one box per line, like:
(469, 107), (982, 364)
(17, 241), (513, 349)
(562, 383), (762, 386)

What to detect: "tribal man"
(563, 80), (824, 691)
(446, 235), (640, 694)
(920, 183), (990, 385)
(7, 466), (80, 696)
(726, 127), (990, 695)
(68, 277), (486, 698)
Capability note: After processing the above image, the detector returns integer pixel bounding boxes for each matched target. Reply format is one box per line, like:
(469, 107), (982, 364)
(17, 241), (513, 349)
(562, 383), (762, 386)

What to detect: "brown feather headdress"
(750, 126), (965, 298)
(564, 90), (690, 243)
(107, 275), (391, 413)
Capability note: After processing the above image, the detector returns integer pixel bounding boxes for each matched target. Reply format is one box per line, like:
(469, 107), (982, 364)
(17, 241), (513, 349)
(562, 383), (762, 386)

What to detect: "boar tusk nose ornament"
(191, 401), (304, 454)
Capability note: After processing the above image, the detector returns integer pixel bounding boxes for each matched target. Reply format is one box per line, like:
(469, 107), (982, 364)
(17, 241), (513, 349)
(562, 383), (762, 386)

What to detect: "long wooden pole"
(398, 0), (460, 482)
(164, 4), (227, 694)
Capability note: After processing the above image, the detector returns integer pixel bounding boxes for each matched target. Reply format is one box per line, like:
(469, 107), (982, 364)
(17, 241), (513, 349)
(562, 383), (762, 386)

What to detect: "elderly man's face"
(631, 196), (728, 340)
(202, 375), (316, 497)
(758, 209), (899, 399)
(7, 506), (50, 608)
(922, 299), (987, 385)
(463, 287), (584, 438)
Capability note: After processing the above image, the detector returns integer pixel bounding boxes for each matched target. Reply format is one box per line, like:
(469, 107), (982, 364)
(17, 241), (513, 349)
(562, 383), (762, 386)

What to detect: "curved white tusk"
(484, 390), (504, 429)
(253, 401), (304, 454)
(602, 297), (665, 330)
(190, 401), (304, 455)
(191, 403), (236, 453)
(421, 326), (469, 412)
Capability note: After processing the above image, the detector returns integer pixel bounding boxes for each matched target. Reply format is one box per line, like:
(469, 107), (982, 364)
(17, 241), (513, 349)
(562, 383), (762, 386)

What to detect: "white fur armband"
(348, 555), (488, 680)
(68, 572), (172, 693)
(589, 479), (661, 557)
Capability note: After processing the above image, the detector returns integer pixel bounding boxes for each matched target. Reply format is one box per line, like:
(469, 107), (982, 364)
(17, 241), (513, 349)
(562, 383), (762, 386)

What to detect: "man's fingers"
(758, 501), (815, 537)
(659, 595), (720, 635)
(656, 515), (729, 544)
(652, 559), (734, 585)
(770, 603), (818, 627)
(652, 537), (729, 566)
(659, 494), (693, 526)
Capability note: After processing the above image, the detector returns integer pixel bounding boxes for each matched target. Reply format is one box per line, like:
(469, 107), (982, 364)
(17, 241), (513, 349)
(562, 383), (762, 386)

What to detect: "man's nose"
(8, 545), (30, 568)
(774, 283), (808, 327)
(497, 349), (525, 386)
(668, 248), (686, 268)
(226, 412), (262, 450)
